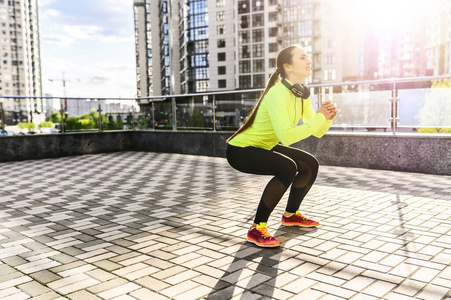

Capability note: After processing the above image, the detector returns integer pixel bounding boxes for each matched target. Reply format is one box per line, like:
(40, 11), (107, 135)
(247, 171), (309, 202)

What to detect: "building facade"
(425, 0), (451, 76)
(134, 0), (448, 97)
(0, 0), (43, 125)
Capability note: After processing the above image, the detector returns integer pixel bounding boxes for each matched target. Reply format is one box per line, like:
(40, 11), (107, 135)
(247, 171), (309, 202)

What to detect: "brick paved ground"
(0, 151), (450, 300)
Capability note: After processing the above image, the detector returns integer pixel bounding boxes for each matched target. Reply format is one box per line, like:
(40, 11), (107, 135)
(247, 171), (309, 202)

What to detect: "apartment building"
(0, 0), (43, 125)
(425, 0), (451, 76)
(134, 0), (445, 97)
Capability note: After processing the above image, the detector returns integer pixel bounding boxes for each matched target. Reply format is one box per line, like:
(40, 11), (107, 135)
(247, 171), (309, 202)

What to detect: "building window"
(218, 52), (226, 61)
(217, 25), (225, 35)
(238, 0), (250, 13)
(218, 79), (227, 88)
(218, 66), (226, 74)
(269, 27), (278, 37)
(217, 0), (225, 7)
(314, 53), (321, 63)
(269, 12), (278, 22)
(253, 59), (264, 72)
(240, 15), (250, 29)
(269, 58), (276, 68)
(252, 0), (264, 12)
(269, 43), (278, 53)
(252, 14), (264, 27)
(253, 44), (264, 57)
(269, 0), (277, 4)
(324, 53), (335, 64)
(239, 45), (250, 58)
(239, 30), (250, 43)
(253, 29), (263, 43)
(217, 39), (226, 48)
(253, 74), (265, 87)
(239, 60), (251, 73)
(239, 75), (251, 88)
(217, 11), (225, 21)
(323, 69), (336, 81)
(325, 38), (335, 48)
(301, 21), (312, 36)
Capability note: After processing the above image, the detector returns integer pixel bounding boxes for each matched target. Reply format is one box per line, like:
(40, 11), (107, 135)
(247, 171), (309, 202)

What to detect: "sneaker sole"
(281, 221), (319, 227)
(246, 237), (280, 248)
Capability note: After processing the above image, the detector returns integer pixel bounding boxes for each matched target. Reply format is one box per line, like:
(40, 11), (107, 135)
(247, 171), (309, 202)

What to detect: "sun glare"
(354, 0), (426, 34)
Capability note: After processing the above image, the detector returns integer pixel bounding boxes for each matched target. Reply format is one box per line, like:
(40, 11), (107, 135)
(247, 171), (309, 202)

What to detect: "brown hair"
(226, 45), (302, 143)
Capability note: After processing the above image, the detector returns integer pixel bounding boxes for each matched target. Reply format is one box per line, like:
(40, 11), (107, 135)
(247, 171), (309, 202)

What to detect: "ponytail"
(226, 70), (280, 143)
(226, 45), (301, 143)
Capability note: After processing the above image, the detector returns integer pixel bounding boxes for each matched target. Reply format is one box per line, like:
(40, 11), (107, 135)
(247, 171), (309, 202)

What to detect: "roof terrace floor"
(0, 152), (450, 299)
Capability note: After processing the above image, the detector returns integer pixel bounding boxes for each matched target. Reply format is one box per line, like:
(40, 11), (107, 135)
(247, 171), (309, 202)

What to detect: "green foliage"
(105, 119), (124, 130)
(52, 108), (128, 131)
(137, 116), (152, 129)
(417, 79), (451, 133)
(66, 115), (96, 130)
(39, 121), (54, 128)
(18, 122), (35, 130)
(51, 112), (61, 123)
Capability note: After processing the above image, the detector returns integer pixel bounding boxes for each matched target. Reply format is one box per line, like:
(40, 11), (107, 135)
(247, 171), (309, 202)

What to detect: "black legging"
(226, 143), (319, 224)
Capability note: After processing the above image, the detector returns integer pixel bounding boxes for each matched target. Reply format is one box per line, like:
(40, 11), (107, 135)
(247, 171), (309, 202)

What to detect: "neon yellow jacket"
(228, 80), (333, 150)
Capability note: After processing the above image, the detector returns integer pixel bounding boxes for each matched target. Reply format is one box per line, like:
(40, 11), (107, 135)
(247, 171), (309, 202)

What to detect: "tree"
(418, 79), (451, 133)
(51, 112), (62, 123)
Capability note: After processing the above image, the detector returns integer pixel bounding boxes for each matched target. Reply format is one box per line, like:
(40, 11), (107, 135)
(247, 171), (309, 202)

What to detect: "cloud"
(39, 0), (136, 98)
(38, 0), (134, 39)
(89, 76), (109, 84)
(41, 33), (75, 48)
(38, 0), (57, 7)
(62, 25), (103, 40)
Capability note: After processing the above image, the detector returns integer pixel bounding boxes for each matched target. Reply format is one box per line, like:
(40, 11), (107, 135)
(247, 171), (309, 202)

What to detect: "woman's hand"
(317, 106), (335, 120)
(318, 101), (338, 120)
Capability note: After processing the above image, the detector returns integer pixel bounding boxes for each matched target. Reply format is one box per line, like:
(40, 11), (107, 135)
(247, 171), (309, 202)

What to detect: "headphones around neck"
(281, 79), (310, 99)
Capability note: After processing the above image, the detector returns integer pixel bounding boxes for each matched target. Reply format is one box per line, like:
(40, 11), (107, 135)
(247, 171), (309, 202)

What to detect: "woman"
(226, 45), (337, 247)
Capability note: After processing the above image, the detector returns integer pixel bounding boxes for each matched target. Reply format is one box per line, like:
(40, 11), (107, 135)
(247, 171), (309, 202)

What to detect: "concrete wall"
(0, 131), (450, 175)
(0, 132), (133, 162)
(132, 131), (451, 175)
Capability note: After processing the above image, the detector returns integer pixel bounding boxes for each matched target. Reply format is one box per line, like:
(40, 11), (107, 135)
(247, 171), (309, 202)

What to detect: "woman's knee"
(277, 160), (297, 187)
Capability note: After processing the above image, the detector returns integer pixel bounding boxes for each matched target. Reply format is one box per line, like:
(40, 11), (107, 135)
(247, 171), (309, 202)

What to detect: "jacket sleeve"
(266, 91), (327, 146)
(302, 99), (333, 138)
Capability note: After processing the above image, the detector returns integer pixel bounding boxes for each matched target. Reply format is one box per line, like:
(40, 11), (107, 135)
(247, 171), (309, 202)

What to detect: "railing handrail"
(1, 75), (450, 101)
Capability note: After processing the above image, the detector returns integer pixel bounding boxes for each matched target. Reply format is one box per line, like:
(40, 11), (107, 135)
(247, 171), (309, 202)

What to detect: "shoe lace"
(295, 211), (309, 221)
(256, 226), (271, 238)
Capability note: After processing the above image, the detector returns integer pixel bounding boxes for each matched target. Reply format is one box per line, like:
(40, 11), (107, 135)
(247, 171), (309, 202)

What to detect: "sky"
(38, 0), (136, 99)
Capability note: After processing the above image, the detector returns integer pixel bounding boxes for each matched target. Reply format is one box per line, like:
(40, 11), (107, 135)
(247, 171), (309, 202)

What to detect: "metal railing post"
(98, 104), (103, 132)
(172, 98), (177, 131)
(151, 100), (155, 130)
(389, 82), (399, 135)
(0, 102), (5, 135)
(132, 106), (135, 131)
(213, 94), (216, 132)
(60, 103), (65, 133)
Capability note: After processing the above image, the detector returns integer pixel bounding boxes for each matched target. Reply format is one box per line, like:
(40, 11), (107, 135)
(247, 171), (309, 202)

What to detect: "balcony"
(1, 76), (450, 175)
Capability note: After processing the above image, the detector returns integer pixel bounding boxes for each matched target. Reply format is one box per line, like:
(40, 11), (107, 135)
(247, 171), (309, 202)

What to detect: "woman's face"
(284, 47), (311, 80)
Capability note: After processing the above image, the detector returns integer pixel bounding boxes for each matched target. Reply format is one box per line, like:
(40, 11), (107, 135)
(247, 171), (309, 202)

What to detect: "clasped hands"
(317, 101), (337, 120)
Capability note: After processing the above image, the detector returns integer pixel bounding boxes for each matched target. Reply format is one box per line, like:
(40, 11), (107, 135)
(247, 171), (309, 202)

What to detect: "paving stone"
(18, 280), (53, 297)
(0, 152), (449, 299)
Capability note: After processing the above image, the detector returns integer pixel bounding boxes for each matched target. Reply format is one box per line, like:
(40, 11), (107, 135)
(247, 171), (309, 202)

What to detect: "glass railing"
(1, 75), (450, 136)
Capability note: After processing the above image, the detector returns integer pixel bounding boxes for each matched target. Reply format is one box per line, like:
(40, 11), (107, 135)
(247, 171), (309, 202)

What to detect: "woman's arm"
(267, 93), (328, 145)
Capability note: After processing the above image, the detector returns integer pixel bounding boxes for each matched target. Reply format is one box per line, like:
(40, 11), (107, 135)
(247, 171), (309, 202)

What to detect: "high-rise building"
(425, 0), (451, 76)
(134, 0), (445, 97)
(0, 0), (43, 124)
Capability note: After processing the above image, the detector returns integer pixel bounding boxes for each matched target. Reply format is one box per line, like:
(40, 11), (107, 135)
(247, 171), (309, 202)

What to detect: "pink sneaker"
(247, 222), (280, 248)
(282, 211), (319, 227)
